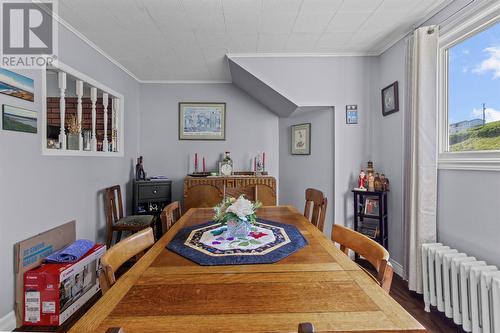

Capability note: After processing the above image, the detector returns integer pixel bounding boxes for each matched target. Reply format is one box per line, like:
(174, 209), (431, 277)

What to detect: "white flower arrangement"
(213, 195), (262, 225)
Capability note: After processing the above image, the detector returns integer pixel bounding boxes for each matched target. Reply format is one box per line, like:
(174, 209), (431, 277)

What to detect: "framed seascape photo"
(363, 197), (380, 217)
(179, 102), (226, 140)
(291, 123), (311, 155)
(0, 68), (34, 102)
(381, 81), (399, 116)
(2, 104), (37, 133)
(346, 104), (358, 124)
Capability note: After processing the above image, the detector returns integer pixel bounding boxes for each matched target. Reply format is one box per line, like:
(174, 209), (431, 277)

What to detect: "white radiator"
(422, 243), (500, 333)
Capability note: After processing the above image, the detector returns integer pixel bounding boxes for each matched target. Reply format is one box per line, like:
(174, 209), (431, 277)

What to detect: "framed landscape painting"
(2, 104), (37, 133)
(179, 102), (226, 140)
(0, 68), (34, 102)
(291, 123), (311, 155)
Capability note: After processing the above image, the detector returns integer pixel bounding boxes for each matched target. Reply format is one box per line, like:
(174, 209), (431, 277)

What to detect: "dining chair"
(304, 188), (328, 232)
(100, 227), (155, 294)
(331, 224), (393, 293)
(105, 185), (155, 248)
(160, 201), (182, 234)
(106, 328), (124, 333)
(298, 322), (315, 333)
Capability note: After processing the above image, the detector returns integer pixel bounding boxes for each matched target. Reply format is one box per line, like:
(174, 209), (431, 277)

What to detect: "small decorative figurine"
(367, 173), (375, 192)
(381, 174), (390, 191)
(135, 156), (146, 180)
(355, 169), (367, 190)
(367, 160), (374, 177)
(374, 173), (383, 192)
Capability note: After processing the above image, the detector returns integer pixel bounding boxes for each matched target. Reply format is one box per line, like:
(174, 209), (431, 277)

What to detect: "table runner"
(167, 219), (307, 265)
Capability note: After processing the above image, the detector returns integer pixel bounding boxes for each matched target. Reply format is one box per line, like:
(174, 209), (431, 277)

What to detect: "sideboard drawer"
(138, 183), (171, 201)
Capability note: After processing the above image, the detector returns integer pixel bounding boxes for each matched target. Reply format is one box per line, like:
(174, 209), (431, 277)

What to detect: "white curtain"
(404, 26), (439, 293)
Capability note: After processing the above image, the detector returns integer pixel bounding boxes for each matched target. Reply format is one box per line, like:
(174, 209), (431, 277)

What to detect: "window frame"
(438, 3), (500, 171)
(41, 60), (125, 157)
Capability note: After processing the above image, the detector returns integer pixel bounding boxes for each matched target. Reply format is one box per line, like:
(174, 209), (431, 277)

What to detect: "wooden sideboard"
(183, 175), (276, 211)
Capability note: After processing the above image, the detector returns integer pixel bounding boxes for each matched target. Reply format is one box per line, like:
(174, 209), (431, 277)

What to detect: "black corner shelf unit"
(352, 189), (388, 255)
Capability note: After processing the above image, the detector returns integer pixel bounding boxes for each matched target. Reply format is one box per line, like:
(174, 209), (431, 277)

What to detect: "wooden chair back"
(106, 328), (124, 333)
(160, 201), (182, 234)
(298, 322), (315, 333)
(304, 188), (328, 232)
(331, 224), (393, 292)
(105, 185), (124, 225)
(100, 227), (154, 294)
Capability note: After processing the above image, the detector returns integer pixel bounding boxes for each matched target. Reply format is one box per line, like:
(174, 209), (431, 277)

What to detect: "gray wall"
(370, 39), (407, 267)
(231, 56), (376, 237)
(138, 83), (279, 203)
(0, 23), (140, 319)
(279, 109), (334, 235)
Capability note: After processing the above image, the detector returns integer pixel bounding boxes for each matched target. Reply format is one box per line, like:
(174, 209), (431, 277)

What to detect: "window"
(439, 6), (500, 170)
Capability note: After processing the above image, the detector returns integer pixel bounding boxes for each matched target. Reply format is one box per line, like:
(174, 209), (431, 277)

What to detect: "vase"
(225, 219), (252, 238)
(67, 133), (80, 150)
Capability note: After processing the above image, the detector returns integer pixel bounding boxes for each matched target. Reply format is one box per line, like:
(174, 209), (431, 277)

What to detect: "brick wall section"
(47, 97), (113, 145)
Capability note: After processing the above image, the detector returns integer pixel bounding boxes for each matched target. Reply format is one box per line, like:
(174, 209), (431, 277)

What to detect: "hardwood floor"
(357, 259), (465, 333)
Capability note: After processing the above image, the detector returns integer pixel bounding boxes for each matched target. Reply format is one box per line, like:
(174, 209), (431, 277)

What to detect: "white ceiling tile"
(300, 0), (343, 12)
(316, 31), (355, 50)
(224, 10), (259, 33)
(182, 0), (223, 14)
(226, 33), (258, 52)
(259, 11), (297, 34)
(186, 10), (226, 32)
(360, 10), (409, 30)
(293, 11), (336, 33)
(326, 11), (373, 32)
(262, 0), (302, 13)
(285, 33), (320, 52)
(257, 34), (288, 52)
(338, 0), (384, 12)
(222, 0), (260, 12)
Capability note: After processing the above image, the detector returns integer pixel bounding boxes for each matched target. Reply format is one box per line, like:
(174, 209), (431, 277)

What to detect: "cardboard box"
(14, 221), (76, 326)
(23, 244), (105, 326)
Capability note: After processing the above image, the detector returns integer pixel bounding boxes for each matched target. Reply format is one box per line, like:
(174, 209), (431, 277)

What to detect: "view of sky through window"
(448, 21), (500, 152)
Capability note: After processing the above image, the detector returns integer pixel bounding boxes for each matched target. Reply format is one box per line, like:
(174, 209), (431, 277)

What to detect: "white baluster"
(111, 96), (116, 152)
(102, 93), (109, 152)
(90, 87), (97, 152)
(76, 80), (83, 151)
(58, 72), (66, 150)
(113, 98), (120, 152)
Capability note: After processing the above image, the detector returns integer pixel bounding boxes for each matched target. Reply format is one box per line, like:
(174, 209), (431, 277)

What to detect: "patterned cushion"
(115, 215), (154, 227)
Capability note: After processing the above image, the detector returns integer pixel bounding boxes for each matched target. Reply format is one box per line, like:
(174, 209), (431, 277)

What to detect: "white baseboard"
(0, 310), (16, 331)
(390, 259), (405, 278)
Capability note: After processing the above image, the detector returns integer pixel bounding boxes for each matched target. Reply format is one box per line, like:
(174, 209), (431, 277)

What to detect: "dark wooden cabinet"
(183, 176), (276, 211)
(133, 180), (172, 216)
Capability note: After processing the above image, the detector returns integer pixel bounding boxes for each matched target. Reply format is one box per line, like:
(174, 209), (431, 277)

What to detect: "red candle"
(254, 157), (257, 172)
(262, 152), (265, 170)
(194, 153), (198, 171)
(202, 157), (206, 172)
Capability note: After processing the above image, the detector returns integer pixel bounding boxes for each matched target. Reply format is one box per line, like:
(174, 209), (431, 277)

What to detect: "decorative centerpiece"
(66, 115), (80, 150)
(213, 195), (262, 238)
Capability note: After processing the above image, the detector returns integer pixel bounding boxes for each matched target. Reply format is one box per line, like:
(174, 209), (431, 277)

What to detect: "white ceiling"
(58, 0), (448, 81)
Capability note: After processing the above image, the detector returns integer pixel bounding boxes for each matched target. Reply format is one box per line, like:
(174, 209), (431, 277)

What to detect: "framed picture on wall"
(346, 105), (358, 124)
(2, 104), (37, 133)
(179, 102), (226, 140)
(0, 68), (34, 102)
(381, 81), (399, 116)
(291, 123), (311, 155)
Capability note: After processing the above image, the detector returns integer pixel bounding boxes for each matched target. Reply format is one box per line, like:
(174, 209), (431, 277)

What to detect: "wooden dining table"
(69, 206), (425, 333)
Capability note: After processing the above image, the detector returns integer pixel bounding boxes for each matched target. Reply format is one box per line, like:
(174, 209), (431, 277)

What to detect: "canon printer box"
(23, 244), (105, 326)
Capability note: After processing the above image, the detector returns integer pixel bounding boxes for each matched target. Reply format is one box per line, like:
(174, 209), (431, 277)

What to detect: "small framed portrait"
(364, 197), (380, 217)
(291, 123), (311, 155)
(381, 81), (399, 116)
(346, 104), (358, 124)
(179, 102), (226, 140)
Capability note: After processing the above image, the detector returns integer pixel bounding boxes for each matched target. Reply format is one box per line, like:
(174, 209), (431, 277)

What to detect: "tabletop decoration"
(166, 217), (308, 265)
(213, 195), (262, 238)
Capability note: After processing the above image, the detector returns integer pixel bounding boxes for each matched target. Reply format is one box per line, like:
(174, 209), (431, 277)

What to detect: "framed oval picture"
(381, 81), (399, 116)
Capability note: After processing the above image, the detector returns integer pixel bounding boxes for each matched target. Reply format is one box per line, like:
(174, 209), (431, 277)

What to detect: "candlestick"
(194, 153), (198, 172)
(203, 157), (206, 172)
(262, 152), (265, 171)
(254, 157), (257, 172)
